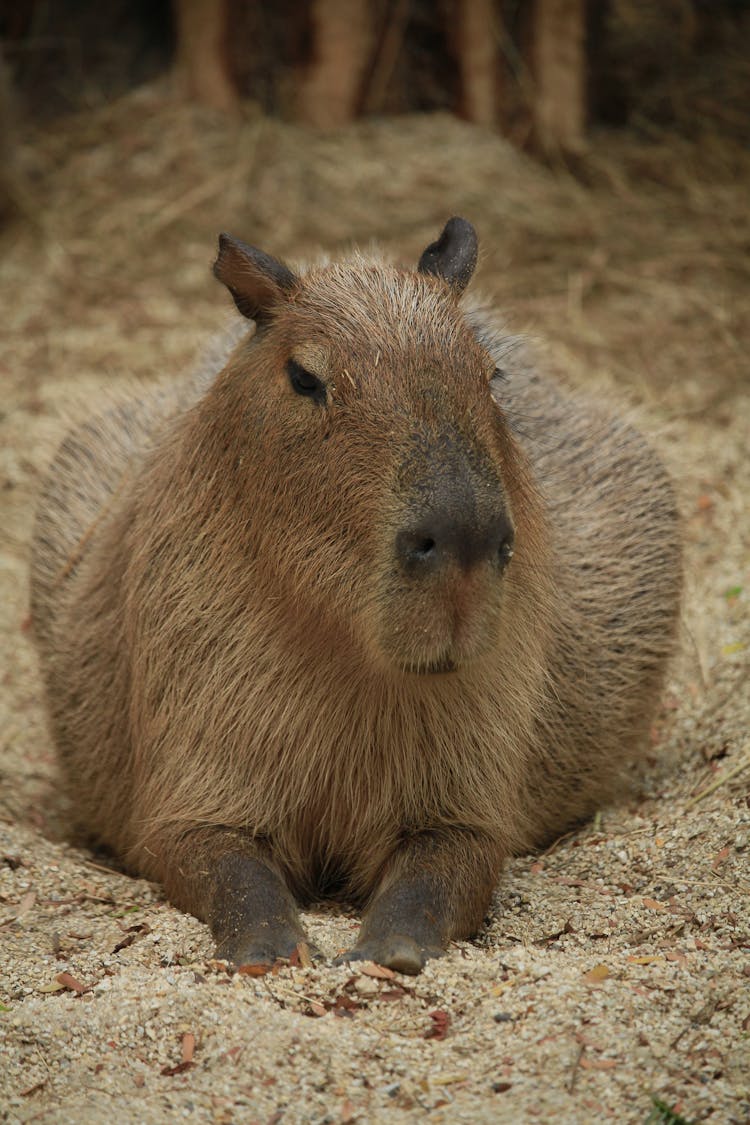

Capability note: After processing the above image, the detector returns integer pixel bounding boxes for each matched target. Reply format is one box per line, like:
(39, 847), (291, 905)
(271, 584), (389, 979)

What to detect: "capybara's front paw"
(215, 921), (317, 969)
(336, 933), (445, 976)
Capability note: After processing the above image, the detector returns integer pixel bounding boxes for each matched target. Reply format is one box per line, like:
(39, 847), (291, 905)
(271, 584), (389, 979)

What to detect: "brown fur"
(30, 229), (682, 972)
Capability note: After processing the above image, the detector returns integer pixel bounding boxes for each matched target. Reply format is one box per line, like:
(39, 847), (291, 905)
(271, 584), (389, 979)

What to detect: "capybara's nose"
(396, 509), (514, 576)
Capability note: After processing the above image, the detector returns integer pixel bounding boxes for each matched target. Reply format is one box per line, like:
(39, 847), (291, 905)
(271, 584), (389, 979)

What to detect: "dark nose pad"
(396, 511), (514, 576)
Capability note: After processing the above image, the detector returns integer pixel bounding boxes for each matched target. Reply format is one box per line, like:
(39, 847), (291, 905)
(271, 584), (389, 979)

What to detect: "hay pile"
(1, 85), (748, 1124)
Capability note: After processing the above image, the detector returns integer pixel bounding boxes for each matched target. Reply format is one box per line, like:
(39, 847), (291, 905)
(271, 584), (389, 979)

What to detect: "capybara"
(30, 218), (682, 973)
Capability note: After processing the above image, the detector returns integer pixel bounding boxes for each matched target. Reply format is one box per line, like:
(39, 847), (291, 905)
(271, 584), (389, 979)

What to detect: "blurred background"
(0, 0), (748, 416)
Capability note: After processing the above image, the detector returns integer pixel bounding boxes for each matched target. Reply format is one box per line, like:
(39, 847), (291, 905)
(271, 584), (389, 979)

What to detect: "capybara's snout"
(394, 497), (514, 578)
(377, 442), (516, 674)
(393, 424), (514, 582)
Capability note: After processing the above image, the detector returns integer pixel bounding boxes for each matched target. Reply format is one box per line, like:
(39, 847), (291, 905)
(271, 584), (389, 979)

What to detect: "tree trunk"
(457, 0), (499, 127)
(173, 0), (238, 113)
(297, 0), (374, 128)
(529, 0), (586, 155)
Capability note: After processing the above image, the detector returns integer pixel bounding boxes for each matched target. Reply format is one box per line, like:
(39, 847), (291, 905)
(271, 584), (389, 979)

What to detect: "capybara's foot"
(208, 849), (310, 968)
(340, 830), (503, 974)
(216, 925), (319, 969)
(336, 933), (445, 975)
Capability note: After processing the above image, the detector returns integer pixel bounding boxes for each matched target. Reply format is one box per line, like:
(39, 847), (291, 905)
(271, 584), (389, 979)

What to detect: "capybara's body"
(31, 221), (681, 972)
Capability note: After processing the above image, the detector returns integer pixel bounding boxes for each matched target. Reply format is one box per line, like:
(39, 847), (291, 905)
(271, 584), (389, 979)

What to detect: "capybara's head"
(210, 218), (538, 677)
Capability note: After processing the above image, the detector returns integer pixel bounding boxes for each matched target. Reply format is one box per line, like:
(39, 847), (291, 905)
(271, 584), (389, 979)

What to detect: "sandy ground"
(0, 90), (748, 1124)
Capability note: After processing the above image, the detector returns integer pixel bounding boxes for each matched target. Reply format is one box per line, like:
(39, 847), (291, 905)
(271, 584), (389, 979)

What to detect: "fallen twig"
(567, 1043), (585, 1093)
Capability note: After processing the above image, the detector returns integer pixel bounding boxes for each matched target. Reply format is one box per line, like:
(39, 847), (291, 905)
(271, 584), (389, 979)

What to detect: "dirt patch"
(1, 87), (748, 1123)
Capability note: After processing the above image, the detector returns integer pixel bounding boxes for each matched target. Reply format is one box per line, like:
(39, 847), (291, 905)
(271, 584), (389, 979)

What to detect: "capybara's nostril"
(396, 530), (438, 570)
(396, 513), (513, 576)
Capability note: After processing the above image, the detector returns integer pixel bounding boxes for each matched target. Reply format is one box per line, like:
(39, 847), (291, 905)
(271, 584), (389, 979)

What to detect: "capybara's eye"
(287, 359), (326, 403)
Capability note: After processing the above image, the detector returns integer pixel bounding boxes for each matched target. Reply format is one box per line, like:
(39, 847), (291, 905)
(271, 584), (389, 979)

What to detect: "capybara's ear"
(213, 234), (298, 322)
(417, 217), (478, 293)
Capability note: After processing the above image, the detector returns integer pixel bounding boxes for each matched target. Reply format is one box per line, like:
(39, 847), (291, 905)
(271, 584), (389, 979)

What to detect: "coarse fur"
(30, 226), (682, 970)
